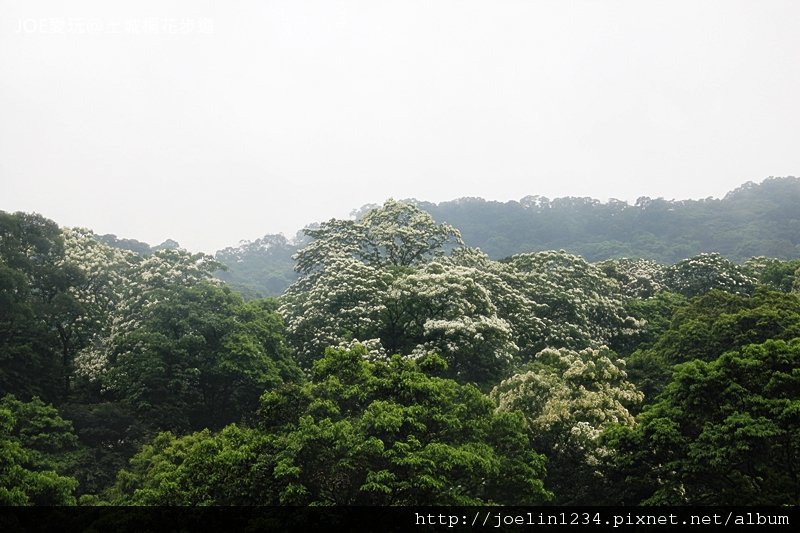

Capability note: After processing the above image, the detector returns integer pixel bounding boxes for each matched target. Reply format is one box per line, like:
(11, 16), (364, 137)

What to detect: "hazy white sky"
(2, 0), (799, 252)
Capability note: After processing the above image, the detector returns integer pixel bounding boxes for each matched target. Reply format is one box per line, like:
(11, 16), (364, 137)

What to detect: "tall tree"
(294, 199), (464, 275)
(84, 282), (301, 434)
(0, 212), (79, 402)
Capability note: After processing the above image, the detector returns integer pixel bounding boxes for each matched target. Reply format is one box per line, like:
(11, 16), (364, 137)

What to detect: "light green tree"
(111, 346), (550, 505)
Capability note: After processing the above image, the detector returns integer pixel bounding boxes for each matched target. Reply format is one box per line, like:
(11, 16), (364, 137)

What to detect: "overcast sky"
(2, 1), (799, 252)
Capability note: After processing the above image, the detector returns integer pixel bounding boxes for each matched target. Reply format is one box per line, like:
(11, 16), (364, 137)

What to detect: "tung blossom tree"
(281, 205), (645, 389)
(280, 202), (519, 387)
(491, 346), (642, 504)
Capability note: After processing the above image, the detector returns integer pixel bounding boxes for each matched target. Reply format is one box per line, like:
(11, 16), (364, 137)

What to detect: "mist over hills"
(86, 177), (800, 297)
(208, 177), (800, 297)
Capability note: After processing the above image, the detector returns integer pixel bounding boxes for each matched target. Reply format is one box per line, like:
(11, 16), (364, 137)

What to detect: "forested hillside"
(417, 176), (800, 262)
(214, 234), (301, 300)
(214, 177), (800, 297)
(2, 195), (799, 506)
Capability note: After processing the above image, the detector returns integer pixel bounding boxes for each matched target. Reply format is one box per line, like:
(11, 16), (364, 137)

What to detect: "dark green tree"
(102, 282), (301, 433)
(0, 212), (79, 402)
(111, 346), (550, 505)
(604, 339), (800, 505)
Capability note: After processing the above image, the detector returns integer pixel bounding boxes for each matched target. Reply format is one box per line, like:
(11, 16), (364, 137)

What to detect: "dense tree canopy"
(416, 176), (800, 263)
(111, 347), (550, 505)
(2, 180), (800, 507)
(199, 177), (800, 298)
(281, 207), (641, 389)
(605, 339), (800, 505)
(0, 395), (79, 505)
(0, 212), (79, 402)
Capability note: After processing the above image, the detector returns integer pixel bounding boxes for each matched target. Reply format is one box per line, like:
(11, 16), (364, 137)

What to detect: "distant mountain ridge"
(100, 177), (800, 297)
(214, 234), (302, 299)
(412, 176), (800, 263)
(96, 235), (181, 255)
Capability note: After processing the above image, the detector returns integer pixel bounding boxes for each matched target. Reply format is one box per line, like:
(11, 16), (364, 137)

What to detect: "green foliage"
(215, 234), (299, 298)
(0, 396), (80, 469)
(58, 401), (146, 496)
(605, 339), (800, 505)
(112, 347), (550, 505)
(653, 289), (800, 365)
(415, 176), (800, 263)
(101, 282), (301, 433)
(625, 289), (800, 402)
(4, 180), (800, 507)
(744, 256), (800, 292)
(0, 212), (79, 402)
(622, 292), (687, 352)
(0, 396), (79, 505)
(109, 427), (280, 505)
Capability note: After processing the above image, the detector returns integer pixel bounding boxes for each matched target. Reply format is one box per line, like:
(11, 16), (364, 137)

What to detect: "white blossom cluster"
(392, 263), (518, 374)
(59, 228), (140, 381)
(59, 228), (138, 311)
(334, 338), (388, 361)
(67, 233), (220, 382)
(596, 257), (667, 299)
(506, 251), (640, 351)
(280, 254), (392, 362)
(293, 199), (464, 274)
(491, 346), (643, 466)
(664, 252), (757, 297)
(280, 206), (643, 376)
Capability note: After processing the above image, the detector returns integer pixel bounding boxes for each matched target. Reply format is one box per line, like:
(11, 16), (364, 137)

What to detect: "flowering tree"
(388, 262), (517, 386)
(283, 200), (465, 367)
(596, 257), (667, 299)
(442, 248), (551, 363)
(491, 346), (642, 503)
(282, 201), (492, 378)
(282, 209), (643, 389)
(73, 243), (221, 383)
(294, 199), (464, 274)
(664, 252), (756, 297)
(282, 258), (517, 387)
(506, 251), (640, 351)
(280, 254), (392, 367)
